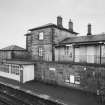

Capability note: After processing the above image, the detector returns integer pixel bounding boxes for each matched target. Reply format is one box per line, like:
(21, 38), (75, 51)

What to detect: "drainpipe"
(73, 44), (75, 62)
(100, 44), (102, 64)
(51, 28), (55, 61)
(99, 42), (102, 64)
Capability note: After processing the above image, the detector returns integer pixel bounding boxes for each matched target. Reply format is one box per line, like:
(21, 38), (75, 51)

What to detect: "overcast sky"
(0, 0), (105, 48)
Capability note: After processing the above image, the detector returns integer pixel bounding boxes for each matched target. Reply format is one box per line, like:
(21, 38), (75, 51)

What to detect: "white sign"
(70, 75), (75, 83)
(49, 68), (56, 71)
(66, 44), (72, 47)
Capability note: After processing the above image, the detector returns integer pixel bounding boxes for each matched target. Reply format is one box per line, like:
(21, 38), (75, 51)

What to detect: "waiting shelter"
(0, 60), (35, 83)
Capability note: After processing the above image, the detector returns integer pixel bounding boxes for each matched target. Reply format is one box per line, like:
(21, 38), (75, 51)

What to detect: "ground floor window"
(75, 75), (80, 84)
(38, 48), (43, 56)
(0, 64), (9, 73)
(65, 74), (80, 85)
(0, 63), (21, 75)
(11, 64), (20, 75)
(70, 75), (75, 83)
(65, 74), (70, 83)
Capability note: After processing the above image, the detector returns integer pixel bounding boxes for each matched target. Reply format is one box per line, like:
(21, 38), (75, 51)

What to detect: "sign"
(49, 68), (56, 71)
(70, 75), (75, 83)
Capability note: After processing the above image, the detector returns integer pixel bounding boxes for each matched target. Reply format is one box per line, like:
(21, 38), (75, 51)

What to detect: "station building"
(0, 60), (35, 83)
(55, 30), (105, 64)
(0, 45), (33, 83)
(25, 17), (105, 65)
(24, 17), (105, 92)
(25, 16), (78, 61)
(0, 45), (30, 61)
(0, 16), (105, 93)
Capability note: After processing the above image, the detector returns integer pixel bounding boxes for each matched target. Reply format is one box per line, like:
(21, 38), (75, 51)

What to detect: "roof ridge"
(0, 45), (26, 51)
(28, 23), (78, 34)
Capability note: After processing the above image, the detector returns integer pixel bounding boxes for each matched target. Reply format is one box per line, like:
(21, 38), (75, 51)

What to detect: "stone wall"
(53, 28), (76, 44)
(12, 51), (31, 59)
(0, 50), (31, 61)
(34, 61), (105, 93)
(0, 51), (11, 60)
(26, 27), (53, 61)
(26, 27), (76, 61)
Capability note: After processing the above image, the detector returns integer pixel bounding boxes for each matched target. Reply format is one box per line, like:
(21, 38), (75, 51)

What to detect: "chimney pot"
(87, 23), (92, 35)
(68, 19), (73, 32)
(57, 16), (63, 28)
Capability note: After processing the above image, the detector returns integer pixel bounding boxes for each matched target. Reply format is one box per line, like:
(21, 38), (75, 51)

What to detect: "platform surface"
(0, 77), (99, 105)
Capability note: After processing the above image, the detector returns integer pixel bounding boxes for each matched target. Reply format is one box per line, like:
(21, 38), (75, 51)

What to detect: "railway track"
(0, 98), (10, 105)
(0, 90), (31, 105)
(0, 83), (64, 105)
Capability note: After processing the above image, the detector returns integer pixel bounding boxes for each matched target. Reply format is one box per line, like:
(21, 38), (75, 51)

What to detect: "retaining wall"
(34, 61), (105, 93)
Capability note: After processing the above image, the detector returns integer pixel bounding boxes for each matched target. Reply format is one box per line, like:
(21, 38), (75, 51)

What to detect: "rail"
(0, 83), (65, 105)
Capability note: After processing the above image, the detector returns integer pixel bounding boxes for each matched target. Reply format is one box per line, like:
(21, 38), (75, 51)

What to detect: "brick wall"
(34, 61), (105, 93)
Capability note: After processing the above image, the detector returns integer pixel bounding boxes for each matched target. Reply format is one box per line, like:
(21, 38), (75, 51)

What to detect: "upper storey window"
(39, 32), (44, 40)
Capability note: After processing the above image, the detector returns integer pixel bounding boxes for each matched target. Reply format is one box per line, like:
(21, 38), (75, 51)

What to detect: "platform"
(0, 77), (98, 105)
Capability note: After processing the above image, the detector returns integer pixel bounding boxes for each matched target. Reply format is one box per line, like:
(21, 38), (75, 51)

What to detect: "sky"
(0, 0), (105, 48)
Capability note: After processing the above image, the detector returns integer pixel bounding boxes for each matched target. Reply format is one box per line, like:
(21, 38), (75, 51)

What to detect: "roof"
(25, 23), (78, 35)
(60, 34), (105, 44)
(5, 60), (35, 65)
(0, 45), (26, 51)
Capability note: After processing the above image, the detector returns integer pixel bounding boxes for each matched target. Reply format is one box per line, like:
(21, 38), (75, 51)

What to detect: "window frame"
(11, 64), (20, 75)
(38, 47), (43, 56)
(38, 32), (44, 40)
(64, 45), (73, 57)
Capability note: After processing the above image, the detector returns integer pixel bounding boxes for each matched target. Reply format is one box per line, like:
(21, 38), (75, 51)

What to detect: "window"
(64, 45), (73, 57)
(39, 32), (44, 40)
(65, 74), (70, 83)
(38, 48), (43, 56)
(70, 75), (75, 83)
(75, 75), (80, 84)
(64, 46), (69, 55)
(65, 74), (80, 85)
(0, 64), (9, 73)
(102, 45), (105, 57)
(11, 64), (20, 75)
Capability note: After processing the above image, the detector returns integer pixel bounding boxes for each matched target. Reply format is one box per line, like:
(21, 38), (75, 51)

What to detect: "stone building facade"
(34, 61), (105, 93)
(56, 24), (105, 64)
(0, 45), (30, 61)
(25, 16), (78, 61)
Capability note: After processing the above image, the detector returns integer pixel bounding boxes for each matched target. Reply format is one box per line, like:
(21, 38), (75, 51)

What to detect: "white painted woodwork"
(23, 65), (34, 83)
(70, 75), (75, 83)
(0, 71), (20, 81)
(87, 46), (95, 63)
(75, 48), (80, 62)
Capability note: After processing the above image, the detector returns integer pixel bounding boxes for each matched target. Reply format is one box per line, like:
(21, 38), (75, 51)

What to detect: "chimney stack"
(87, 23), (92, 35)
(57, 16), (63, 28)
(68, 19), (73, 32)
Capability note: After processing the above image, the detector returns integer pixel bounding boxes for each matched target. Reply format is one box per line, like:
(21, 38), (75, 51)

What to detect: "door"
(87, 46), (95, 63)
(75, 48), (80, 62)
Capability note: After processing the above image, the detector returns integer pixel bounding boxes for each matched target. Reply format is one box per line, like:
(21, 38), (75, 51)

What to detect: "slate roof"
(25, 23), (78, 35)
(6, 59), (35, 65)
(0, 45), (26, 51)
(60, 34), (105, 44)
